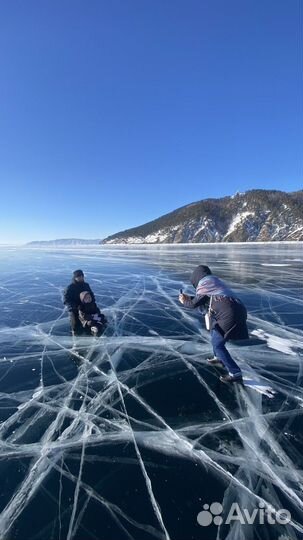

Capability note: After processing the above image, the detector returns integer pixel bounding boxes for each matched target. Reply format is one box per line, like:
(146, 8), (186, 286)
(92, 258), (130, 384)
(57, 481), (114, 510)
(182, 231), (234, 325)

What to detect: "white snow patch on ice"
(251, 329), (298, 356)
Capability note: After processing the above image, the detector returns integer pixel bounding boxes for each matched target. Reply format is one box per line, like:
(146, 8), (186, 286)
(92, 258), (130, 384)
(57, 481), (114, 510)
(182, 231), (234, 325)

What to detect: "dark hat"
(190, 265), (212, 288)
(73, 269), (84, 278)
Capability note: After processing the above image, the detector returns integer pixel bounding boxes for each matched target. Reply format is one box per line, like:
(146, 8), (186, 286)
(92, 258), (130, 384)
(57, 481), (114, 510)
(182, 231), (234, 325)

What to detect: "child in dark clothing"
(78, 291), (107, 336)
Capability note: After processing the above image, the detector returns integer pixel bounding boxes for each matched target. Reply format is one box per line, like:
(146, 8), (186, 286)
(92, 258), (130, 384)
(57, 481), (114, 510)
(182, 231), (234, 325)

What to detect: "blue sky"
(0, 0), (301, 244)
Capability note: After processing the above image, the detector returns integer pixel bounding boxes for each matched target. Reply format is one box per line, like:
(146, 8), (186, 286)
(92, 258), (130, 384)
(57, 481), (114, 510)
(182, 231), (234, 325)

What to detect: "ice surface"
(0, 244), (302, 540)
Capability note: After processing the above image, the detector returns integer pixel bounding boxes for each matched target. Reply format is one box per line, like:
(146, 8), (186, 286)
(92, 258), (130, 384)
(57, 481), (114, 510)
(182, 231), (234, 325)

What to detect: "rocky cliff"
(101, 190), (303, 244)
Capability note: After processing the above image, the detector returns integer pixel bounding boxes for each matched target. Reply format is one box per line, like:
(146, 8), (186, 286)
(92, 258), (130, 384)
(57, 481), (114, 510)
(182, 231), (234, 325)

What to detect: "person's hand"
(87, 320), (92, 326)
(179, 293), (190, 304)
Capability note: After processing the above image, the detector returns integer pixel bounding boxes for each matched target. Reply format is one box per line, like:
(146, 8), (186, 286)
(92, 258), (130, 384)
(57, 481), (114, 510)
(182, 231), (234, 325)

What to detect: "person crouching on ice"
(179, 265), (249, 383)
(78, 291), (107, 336)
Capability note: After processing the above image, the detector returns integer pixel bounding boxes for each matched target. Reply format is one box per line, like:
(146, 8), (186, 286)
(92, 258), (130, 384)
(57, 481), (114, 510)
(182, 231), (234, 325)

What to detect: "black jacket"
(191, 294), (248, 340)
(185, 269), (249, 341)
(78, 302), (106, 327)
(63, 280), (96, 313)
(210, 296), (248, 340)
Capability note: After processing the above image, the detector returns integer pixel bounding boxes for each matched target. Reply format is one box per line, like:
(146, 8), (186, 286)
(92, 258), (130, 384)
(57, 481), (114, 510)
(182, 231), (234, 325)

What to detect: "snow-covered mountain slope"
(101, 189), (303, 244)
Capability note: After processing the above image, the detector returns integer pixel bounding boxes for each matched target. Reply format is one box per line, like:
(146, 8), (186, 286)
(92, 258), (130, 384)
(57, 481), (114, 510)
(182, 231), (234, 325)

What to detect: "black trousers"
(69, 311), (83, 334)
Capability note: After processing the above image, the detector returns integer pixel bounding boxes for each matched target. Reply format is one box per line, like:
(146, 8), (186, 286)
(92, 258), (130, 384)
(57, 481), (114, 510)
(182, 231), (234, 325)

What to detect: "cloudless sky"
(0, 0), (301, 243)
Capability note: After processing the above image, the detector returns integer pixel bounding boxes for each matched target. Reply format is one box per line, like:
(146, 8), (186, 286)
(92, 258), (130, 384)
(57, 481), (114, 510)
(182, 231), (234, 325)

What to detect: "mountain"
(27, 238), (101, 246)
(101, 190), (303, 244)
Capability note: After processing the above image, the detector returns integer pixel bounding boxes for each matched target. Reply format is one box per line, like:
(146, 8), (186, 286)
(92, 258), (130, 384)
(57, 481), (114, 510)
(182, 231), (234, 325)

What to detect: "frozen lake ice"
(0, 243), (302, 540)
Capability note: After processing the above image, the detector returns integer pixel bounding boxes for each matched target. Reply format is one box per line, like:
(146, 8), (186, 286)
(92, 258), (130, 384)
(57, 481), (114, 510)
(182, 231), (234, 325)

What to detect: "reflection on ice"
(0, 244), (302, 540)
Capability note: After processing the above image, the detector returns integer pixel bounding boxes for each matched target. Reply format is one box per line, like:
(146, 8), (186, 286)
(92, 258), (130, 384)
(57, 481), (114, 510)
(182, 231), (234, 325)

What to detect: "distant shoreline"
(0, 240), (301, 249)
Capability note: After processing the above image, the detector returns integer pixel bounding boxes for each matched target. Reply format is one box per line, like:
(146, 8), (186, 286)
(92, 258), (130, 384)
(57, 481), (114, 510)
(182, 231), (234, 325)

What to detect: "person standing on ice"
(63, 269), (96, 336)
(179, 265), (248, 383)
